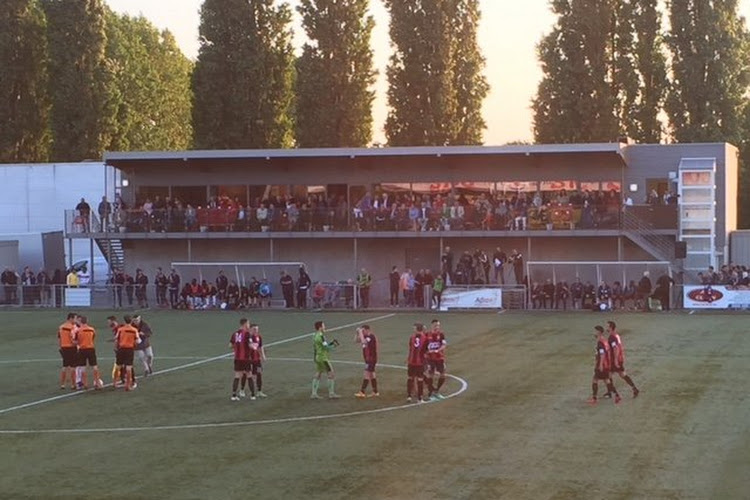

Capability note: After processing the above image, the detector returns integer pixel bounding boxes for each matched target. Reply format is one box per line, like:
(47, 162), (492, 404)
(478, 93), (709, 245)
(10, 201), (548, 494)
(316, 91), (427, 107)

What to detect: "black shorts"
(234, 360), (251, 372)
(116, 348), (135, 366)
(60, 347), (77, 367)
(611, 366), (625, 374)
(364, 361), (376, 372)
(250, 362), (262, 375)
(407, 365), (424, 378)
(77, 348), (97, 367)
(594, 369), (610, 380)
(428, 360), (446, 374)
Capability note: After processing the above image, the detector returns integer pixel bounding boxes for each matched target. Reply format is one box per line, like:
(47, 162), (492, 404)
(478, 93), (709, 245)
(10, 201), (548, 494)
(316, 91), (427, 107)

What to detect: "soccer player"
(354, 325), (378, 398)
(249, 323), (267, 398)
(229, 318), (252, 401)
(57, 312), (78, 390)
(588, 325), (621, 405)
(132, 315), (154, 376)
(605, 321), (640, 398)
(115, 315), (140, 391)
(406, 322), (428, 403)
(425, 319), (448, 400)
(311, 321), (340, 399)
(75, 316), (102, 389)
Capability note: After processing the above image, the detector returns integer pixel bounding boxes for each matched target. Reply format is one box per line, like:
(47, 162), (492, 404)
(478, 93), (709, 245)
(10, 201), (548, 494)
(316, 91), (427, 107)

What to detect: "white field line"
(0, 359), (468, 434)
(0, 356), (208, 365)
(0, 313), (396, 416)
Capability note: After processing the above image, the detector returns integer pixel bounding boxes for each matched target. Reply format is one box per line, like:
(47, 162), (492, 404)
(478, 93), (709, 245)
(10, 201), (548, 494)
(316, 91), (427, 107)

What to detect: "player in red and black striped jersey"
(588, 325), (620, 405)
(425, 319), (448, 400)
(354, 325), (379, 398)
(249, 324), (267, 398)
(406, 322), (428, 402)
(229, 318), (253, 401)
(605, 321), (639, 398)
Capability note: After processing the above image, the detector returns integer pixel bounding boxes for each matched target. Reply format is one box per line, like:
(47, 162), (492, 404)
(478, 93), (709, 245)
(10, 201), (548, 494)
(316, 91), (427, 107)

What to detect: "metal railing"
(64, 204), (679, 236)
(622, 207), (676, 263)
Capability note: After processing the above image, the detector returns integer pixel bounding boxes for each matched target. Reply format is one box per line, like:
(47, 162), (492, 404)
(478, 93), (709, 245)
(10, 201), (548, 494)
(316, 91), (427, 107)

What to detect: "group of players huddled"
(228, 318), (450, 402)
(56, 312), (154, 392)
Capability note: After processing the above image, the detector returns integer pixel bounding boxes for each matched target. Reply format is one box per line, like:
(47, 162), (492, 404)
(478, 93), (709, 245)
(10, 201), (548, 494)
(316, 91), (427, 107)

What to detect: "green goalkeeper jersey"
(313, 331), (331, 362)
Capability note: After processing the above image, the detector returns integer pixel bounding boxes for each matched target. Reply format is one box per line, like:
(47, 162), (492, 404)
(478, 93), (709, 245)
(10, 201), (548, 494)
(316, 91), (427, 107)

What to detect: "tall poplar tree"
(384, 0), (488, 146)
(295, 0), (376, 147)
(533, 0), (666, 144)
(104, 11), (193, 151)
(192, 0), (295, 149)
(630, 0), (667, 143)
(0, 0), (50, 162)
(666, 0), (749, 144)
(43, 0), (112, 161)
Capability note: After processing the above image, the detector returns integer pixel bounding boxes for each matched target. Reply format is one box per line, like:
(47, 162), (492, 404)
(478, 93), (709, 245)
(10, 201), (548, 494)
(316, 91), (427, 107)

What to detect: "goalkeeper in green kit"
(311, 321), (340, 399)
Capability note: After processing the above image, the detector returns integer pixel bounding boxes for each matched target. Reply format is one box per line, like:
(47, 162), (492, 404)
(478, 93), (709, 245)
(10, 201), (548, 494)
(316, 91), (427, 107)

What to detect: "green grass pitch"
(0, 309), (748, 499)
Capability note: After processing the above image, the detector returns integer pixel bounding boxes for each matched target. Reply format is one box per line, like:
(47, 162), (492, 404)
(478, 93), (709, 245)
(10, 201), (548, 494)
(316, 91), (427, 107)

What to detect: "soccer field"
(0, 309), (748, 500)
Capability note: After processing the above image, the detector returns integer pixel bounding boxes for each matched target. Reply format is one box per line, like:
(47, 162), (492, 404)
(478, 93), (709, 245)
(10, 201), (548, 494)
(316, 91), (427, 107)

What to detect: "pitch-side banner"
(440, 288), (502, 311)
(683, 285), (750, 309)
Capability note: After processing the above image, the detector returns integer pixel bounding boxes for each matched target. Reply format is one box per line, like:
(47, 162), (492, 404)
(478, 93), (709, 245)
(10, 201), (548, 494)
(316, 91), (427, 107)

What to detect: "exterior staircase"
(95, 238), (125, 273)
(622, 209), (693, 280)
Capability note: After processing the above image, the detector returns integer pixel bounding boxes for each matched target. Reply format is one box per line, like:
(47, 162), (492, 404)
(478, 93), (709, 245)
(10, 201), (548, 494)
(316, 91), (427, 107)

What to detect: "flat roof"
(104, 143), (625, 165)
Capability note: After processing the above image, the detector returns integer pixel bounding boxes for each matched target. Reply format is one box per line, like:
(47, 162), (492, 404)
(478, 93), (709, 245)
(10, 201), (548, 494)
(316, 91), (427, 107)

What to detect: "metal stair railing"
(621, 208), (676, 263)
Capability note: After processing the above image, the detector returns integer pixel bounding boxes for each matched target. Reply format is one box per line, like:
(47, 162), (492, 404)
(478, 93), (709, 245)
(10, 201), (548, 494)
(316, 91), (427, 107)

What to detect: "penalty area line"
(0, 313), (395, 417)
(0, 358), (468, 434)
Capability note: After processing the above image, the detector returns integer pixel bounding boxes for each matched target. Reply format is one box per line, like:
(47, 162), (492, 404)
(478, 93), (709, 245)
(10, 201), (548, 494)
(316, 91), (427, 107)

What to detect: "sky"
(105, 0), (750, 146)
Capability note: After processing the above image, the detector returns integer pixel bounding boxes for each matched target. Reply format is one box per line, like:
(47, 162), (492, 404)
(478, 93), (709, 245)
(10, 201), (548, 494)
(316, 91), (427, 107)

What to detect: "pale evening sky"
(105, 0), (750, 146)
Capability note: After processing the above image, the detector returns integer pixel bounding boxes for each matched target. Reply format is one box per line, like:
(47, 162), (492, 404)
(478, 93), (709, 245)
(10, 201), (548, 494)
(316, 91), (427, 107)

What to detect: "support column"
(270, 239), (275, 261)
(90, 238), (95, 284)
(353, 238), (358, 309)
(68, 239), (73, 268)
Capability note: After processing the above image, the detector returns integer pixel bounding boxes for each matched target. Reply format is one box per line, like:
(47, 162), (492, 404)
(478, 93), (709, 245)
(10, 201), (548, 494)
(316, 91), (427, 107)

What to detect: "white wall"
(0, 163), (117, 276)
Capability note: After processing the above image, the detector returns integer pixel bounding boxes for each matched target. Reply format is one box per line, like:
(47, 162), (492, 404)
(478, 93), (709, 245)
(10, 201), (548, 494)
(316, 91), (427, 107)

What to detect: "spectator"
(570, 277), (583, 309)
(493, 247), (506, 284)
(432, 273), (444, 310)
(637, 271), (652, 311)
(297, 266), (311, 309)
(510, 249), (524, 285)
(66, 268), (79, 288)
(76, 197), (91, 232)
(357, 268), (372, 309)
(2, 267), (19, 304)
(135, 269), (149, 308)
(280, 270), (295, 308)
(98, 196), (111, 231)
(555, 280), (569, 310)
(389, 266), (400, 307)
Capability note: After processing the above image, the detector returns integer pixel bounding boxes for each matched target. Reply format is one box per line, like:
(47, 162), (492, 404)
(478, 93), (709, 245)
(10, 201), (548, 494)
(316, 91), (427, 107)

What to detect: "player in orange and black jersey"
(75, 316), (101, 389)
(604, 321), (639, 399)
(406, 322), (428, 402)
(107, 316), (136, 387)
(57, 312), (78, 389)
(115, 315), (140, 391)
(588, 325), (620, 405)
(425, 319), (448, 400)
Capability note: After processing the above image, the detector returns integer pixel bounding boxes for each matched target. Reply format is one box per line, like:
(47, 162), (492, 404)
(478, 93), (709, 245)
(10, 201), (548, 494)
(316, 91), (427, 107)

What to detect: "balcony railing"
(64, 204), (678, 236)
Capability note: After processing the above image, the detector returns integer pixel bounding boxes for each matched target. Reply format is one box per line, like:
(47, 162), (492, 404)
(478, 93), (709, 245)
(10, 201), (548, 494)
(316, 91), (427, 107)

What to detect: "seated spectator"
(623, 280), (637, 310)
(542, 279), (555, 308)
(611, 280), (624, 310)
(555, 281), (569, 310)
(530, 281), (543, 309)
(582, 281), (595, 309)
(312, 282), (326, 309)
(596, 280), (612, 309)
(570, 278), (583, 309)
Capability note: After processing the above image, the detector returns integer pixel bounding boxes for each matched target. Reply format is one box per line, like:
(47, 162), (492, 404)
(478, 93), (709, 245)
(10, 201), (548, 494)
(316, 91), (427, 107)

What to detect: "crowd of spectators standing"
(1, 266), (64, 306)
(528, 271), (675, 311)
(87, 188), (632, 234)
(697, 264), (750, 289)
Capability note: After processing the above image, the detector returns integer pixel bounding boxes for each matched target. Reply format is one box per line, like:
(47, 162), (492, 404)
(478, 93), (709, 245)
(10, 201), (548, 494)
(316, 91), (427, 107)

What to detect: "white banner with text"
(440, 288), (503, 311)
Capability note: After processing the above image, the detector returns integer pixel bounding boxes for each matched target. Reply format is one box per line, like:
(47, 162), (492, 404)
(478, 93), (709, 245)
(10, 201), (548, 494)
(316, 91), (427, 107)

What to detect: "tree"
(384, 0), (488, 146)
(666, 0), (749, 144)
(192, 0), (295, 149)
(295, 0), (376, 148)
(533, 0), (667, 144)
(104, 11), (193, 151)
(0, 0), (51, 162)
(630, 0), (667, 143)
(43, 0), (112, 161)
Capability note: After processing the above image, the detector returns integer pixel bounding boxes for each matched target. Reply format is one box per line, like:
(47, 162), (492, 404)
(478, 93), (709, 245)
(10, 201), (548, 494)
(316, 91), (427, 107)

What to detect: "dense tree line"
(0, 0), (193, 163)
(533, 0), (750, 225)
